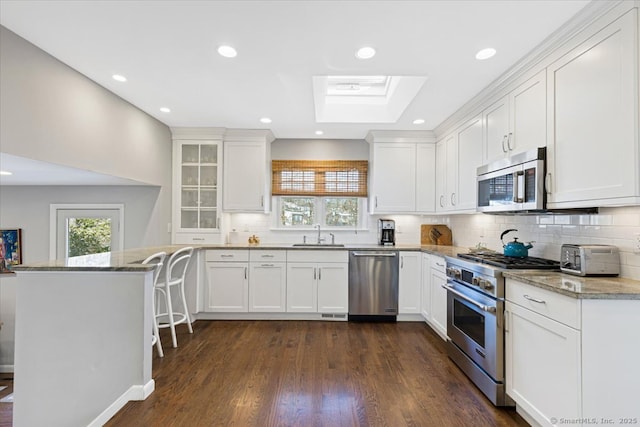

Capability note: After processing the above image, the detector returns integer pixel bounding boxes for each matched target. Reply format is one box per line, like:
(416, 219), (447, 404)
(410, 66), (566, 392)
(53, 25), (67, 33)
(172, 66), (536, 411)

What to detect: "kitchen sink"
(291, 243), (345, 247)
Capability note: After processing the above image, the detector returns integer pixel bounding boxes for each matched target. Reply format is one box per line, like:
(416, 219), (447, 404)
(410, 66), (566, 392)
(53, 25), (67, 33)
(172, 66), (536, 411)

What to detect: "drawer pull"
(261, 254), (274, 258)
(221, 254), (234, 258)
(523, 294), (546, 304)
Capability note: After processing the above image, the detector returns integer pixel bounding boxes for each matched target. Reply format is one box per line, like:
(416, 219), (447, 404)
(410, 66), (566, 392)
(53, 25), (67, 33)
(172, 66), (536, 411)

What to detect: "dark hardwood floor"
(104, 320), (527, 427)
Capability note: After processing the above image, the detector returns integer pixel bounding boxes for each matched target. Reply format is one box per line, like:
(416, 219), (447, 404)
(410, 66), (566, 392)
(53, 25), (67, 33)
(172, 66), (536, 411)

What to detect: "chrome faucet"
(329, 233), (335, 245)
(315, 224), (324, 244)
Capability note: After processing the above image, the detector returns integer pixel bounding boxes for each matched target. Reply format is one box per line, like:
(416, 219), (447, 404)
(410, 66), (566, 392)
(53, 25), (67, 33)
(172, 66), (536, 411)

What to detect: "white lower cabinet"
(429, 256), (448, 340)
(249, 250), (286, 312)
(505, 300), (581, 426)
(204, 250), (249, 312)
(286, 250), (348, 314)
(505, 278), (640, 426)
(399, 251), (422, 314)
(420, 253), (431, 321)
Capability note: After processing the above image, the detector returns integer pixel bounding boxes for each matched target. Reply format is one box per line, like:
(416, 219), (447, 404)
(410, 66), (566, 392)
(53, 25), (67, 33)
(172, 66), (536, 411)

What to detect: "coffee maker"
(378, 219), (396, 246)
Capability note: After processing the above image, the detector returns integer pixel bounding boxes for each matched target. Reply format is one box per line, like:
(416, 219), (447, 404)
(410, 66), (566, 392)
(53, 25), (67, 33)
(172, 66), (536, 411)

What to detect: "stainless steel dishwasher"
(348, 250), (399, 321)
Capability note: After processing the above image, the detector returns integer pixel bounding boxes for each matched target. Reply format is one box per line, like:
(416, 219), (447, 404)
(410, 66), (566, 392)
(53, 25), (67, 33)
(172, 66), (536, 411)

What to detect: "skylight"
(313, 75), (428, 123)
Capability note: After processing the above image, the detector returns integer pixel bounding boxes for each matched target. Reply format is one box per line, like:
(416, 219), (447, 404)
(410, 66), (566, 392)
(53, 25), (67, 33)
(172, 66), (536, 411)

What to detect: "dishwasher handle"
(351, 252), (397, 257)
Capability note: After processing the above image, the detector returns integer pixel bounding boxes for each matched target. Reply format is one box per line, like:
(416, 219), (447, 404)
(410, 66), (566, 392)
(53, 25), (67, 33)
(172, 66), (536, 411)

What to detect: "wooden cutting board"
(421, 224), (453, 246)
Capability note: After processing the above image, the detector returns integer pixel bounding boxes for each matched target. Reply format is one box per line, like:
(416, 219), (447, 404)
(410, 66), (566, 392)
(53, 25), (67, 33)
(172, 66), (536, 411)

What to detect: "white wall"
(272, 138), (368, 160)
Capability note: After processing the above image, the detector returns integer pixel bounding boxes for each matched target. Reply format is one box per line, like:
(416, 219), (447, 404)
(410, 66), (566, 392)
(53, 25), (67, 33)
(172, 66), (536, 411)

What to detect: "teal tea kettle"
(500, 229), (534, 258)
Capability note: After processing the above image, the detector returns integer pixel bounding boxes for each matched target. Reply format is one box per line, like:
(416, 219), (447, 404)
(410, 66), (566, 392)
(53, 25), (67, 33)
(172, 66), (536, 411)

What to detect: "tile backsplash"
(449, 206), (640, 280)
(225, 206), (640, 280)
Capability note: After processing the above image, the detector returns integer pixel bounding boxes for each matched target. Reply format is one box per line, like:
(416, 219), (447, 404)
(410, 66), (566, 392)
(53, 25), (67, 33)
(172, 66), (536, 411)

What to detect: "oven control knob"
(480, 280), (494, 291)
(472, 277), (480, 286)
(446, 267), (461, 279)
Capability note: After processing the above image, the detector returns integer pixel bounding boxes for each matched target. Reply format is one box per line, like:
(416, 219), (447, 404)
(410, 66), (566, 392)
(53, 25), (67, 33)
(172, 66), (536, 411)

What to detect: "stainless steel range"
(443, 252), (560, 406)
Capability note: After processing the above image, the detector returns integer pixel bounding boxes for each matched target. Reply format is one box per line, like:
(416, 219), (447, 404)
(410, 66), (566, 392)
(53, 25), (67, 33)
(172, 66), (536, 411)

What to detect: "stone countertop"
(502, 270), (640, 300)
(12, 243), (468, 272)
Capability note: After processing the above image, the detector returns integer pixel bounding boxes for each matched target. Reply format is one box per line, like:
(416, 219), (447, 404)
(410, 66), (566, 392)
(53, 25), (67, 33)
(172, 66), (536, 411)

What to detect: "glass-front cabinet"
(172, 138), (222, 244)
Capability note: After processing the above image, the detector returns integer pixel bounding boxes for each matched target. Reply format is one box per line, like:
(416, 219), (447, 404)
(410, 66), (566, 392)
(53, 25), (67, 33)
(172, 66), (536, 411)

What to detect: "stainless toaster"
(560, 244), (620, 277)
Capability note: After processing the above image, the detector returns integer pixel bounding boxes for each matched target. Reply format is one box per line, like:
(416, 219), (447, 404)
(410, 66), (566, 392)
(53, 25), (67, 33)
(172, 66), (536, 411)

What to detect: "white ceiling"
(0, 0), (591, 142)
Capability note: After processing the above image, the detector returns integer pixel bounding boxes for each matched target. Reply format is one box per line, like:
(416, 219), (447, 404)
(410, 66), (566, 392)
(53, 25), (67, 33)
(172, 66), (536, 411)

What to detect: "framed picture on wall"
(1, 228), (22, 273)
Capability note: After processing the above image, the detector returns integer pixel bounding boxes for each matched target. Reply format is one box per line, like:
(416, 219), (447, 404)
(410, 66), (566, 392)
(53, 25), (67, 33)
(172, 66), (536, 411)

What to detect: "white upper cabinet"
(171, 128), (224, 244)
(416, 143), (436, 212)
(369, 142), (417, 212)
(455, 115), (483, 211)
(546, 9), (639, 208)
(435, 117), (481, 213)
(483, 70), (546, 163)
(367, 131), (437, 214)
(223, 130), (275, 212)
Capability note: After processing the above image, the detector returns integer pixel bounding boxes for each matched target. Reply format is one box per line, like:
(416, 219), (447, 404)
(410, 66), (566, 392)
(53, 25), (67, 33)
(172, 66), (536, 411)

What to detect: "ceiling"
(0, 0), (591, 142)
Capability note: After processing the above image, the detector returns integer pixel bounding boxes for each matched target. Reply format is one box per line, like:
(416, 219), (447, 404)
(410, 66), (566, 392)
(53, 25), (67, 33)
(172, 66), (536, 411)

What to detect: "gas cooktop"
(458, 252), (560, 270)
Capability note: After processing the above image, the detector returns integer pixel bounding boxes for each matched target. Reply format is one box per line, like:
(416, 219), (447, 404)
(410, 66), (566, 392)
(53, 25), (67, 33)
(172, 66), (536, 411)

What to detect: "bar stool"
(155, 247), (194, 348)
(141, 251), (167, 358)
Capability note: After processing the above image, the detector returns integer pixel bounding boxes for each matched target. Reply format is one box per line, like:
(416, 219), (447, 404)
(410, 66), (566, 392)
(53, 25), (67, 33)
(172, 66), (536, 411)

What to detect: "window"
(278, 196), (364, 228)
(50, 204), (124, 260)
(272, 160), (368, 229)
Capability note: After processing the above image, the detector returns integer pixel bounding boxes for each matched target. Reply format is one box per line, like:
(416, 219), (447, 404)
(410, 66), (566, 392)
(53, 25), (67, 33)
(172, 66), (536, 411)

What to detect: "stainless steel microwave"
(476, 147), (546, 213)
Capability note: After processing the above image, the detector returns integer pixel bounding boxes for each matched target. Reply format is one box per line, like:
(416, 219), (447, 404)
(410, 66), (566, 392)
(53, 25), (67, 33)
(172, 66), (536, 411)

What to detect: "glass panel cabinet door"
(177, 141), (221, 232)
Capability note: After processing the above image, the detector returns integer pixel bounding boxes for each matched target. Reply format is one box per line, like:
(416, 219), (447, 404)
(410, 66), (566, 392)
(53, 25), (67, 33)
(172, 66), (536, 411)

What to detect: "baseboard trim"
(87, 380), (155, 427)
(0, 365), (14, 374)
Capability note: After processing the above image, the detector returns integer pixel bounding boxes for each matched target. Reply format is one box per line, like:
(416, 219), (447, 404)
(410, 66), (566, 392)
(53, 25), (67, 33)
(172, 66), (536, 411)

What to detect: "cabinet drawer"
(205, 249), (249, 262)
(249, 250), (286, 262)
(287, 250), (348, 263)
(430, 256), (446, 272)
(506, 279), (580, 329)
(174, 233), (219, 244)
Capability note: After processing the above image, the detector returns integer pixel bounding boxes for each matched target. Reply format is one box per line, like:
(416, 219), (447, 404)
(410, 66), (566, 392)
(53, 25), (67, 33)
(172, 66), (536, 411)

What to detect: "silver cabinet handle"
(261, 254), (274, 258)
(523, 294), (546, 304)
(221, 254), (234, 258)
(260, 264), (275, 267)
(244, 267), (247, 279)
(375, 196), (378, 208)
(435, 262), (445, 267)
(401, 256), (404, 269)
(192, 237), (205, 241)
(260, 195), (264, 207)
(439, 195), (445, 208)
(318, 268), (321, 280)
(507, 132), (513, 150)
(313, 267), (317, 280)
(450, 192), (456, 206)
(351, 252), (397, 257)
(442, 284), (497, 313)
(545, 172), (552, 194)
(501, 135), (508, 153)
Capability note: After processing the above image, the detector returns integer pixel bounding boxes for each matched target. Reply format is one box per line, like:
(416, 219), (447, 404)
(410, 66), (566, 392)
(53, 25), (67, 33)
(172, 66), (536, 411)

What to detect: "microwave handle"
(513, 171), (524, 203)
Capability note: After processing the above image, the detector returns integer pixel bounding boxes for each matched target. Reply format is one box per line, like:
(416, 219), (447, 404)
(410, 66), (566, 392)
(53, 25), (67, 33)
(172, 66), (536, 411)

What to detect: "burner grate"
(458, 253), (560, 269)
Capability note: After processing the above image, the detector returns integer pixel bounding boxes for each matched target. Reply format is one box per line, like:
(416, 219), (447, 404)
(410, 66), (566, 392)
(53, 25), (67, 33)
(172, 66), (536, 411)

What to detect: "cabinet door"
(249, 262), (286, 312)
(416, 143), (436, 212)
(223, 141), (267, 212)
(435, 138), (448, 212)
(547, 10), (638, 206)
(483, 96), (510, 162)
(173, 140), (222, 243)
(430, 268), (448, 339)
(399, 252), (422, 314)
(510, 70), (546, 155)
(445, 134), (458, 210)
(317, 263), (348, 313)
(420, 254), (431, 321)
(286, 263), (317, 312)
(370, 143), (416, 212)
(456, 116), (483, 211)
(505, 302), (581, 426)
(205, 262), (248, 312)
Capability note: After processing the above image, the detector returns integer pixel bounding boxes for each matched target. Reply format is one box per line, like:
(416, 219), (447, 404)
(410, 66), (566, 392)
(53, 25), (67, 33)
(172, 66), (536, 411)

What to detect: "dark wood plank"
(102, 321), (528, 427)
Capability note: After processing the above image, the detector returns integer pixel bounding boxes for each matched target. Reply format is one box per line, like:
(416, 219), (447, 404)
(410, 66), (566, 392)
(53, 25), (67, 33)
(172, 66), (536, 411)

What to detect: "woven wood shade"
(272, 160), (368, 196)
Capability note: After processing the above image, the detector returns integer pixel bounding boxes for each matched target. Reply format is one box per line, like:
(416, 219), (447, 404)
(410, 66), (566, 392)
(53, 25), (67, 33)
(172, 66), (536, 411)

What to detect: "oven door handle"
(442, 284), (497, 313)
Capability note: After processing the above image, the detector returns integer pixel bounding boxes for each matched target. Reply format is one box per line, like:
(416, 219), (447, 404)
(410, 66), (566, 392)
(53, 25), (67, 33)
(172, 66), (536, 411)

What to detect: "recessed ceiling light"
(260, 117), (272, 124)
(160, 107), (171, 113)
(475, 48), (497, 60)
(112, 74), (127, 82)
(0, 170), (12, 176)
(413, 119), (425, 125)
(218, 45), (237, 58)
(315, 130), (324, 136)
(355, 46), (376, 60)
